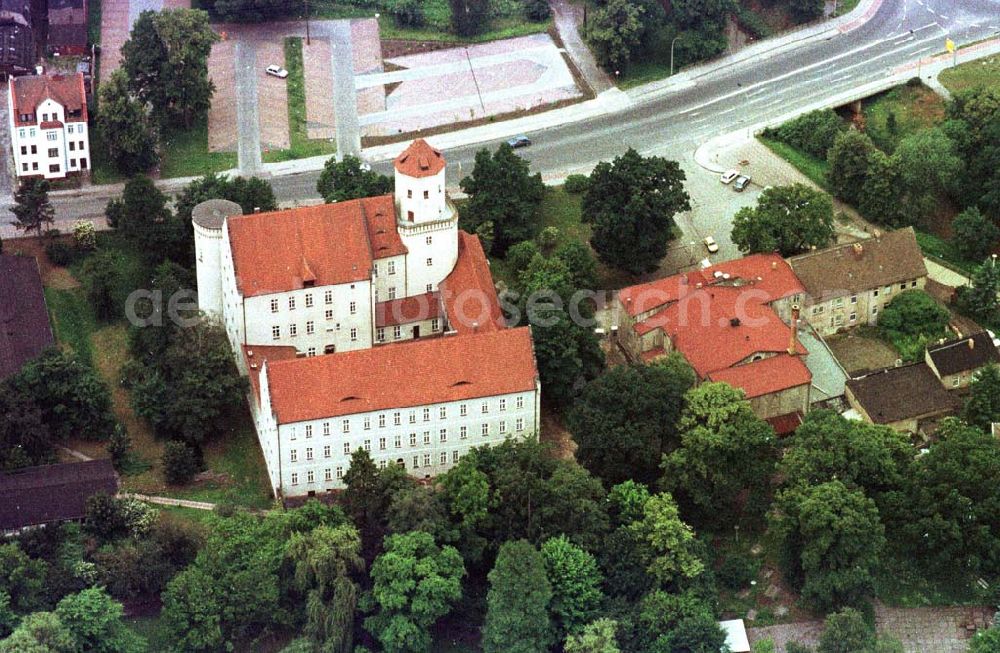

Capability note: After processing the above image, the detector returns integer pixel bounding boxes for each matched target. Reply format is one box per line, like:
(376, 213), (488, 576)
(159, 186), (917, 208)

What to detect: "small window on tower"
(407, 189), (412, 198)
(423, 190), (429, 199)
(407, 211), (414, 222)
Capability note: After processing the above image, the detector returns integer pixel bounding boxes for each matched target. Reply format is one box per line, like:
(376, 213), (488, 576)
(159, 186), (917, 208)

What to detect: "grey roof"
(788, 228), (927, 298)
(0, 459), (118, 531)
(846, 362), (959, 425)
(192, 199), (243, 230)
(927, 332), (1000, 377)
(0, 254), (54, 380)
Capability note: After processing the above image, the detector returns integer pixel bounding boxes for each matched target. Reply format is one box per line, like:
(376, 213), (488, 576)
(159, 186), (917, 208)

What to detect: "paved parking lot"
(100, 0), (190, 79)
(207, 39), (238, 153)
(257, 40), (290, 151)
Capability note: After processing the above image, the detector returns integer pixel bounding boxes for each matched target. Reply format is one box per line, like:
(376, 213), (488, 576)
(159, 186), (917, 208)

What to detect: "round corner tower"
(192, 198), (243, 318)
(393, 139), (458, 296)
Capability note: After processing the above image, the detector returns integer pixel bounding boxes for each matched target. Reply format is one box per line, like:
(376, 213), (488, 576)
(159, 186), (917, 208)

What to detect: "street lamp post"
(670, 35), (681, 76)
(304, 0), (311, 45)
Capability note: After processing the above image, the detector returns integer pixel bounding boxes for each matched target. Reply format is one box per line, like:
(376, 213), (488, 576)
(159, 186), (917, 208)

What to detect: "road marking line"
(927, 7), (936, 15)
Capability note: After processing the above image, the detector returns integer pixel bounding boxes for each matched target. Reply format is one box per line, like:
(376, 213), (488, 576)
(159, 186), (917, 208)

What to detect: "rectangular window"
(424, 454), (431, 467)
(377, 328), (385, 342)
(452, 451), (460, 463)
(378, 414), (386, 428)
(516, 396), (524, 410)
(343, 442), (350, 454)
(410, 433), (417, 446)
(364, 416), (371, 430)
(324, 445), (331, 458)
(431, 318), (439, 332)
(911, 280), (917, 288)
(271, 298), (279, 313)
(379, 437), (386, 450)
(885, 285), (892, 294)
(393, 412), (401, 426)
(481, 401), (489, 414)
(325, 468), (332, 481)
(305, 425), (313, 438)
(516, 418), (524, 432)
(409, 411), (416, 424)
(499, 421), (507, 434)
(69, 142), (75, 151)
(423, 408), (430, 422)
(424, 190), (430, 199)
(47, 134), (57, 143)
(873, 289), (879, 298)
(325, 309), (334, 321)
(306, 321), (314, 335)
(70, 159), (76, 168)
(395, 434), (401, 448)
(307, 347), (316, 357)
(323, 422), (330, 437)
(21, 163), (26, 172)
(342, 420), (350, 433)
(420, 431), (429, 445)
(426, 258), (433, 267)
(440, 452), (447, 465)
(307, 470), (314, 483)
(306, 448), (313, 461)
(413, 456), (419, 468)
(379, 460), (387, 470)
(19, 146), (25, 155)
(393, 326), (401, 340)
(68, 125), (74, 134)
(289, 297), (296, 310)
(440, 429), (447, 442)
(900, 283), (907, 291)
(460, 404), (467, 417)
(850, 295), (857, 304)
(325, 290), (333, 304)
(290, 449), (298, 462)
(364, 439), (371, 452)
(499, 399), (507, 412)
(305, 294), (314, 307)
(872, 306), (879, 315)
(78, 141), (84, 150)
(460, 426), (467, 440)
(291, 472), (298, 485)
(426, 284), (433, 293)
(388, 287), (396, 300)
(336, 466), (344, 479)
(289, 324), (297, 337)
(482, 423), (489, 436)
(425, 236), (432, 245)
(437, 407), (445, 420)
(350, 328), (357, 342)
(388, 261), (396, 275)
(349, 302), (356, 314)
(272, 326), (280, 340)
(49, 164), (60, 173)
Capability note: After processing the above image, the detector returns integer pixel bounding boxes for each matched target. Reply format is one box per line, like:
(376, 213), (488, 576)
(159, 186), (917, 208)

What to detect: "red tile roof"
(708, 354), (811, 399)
(375, 292), (442, 328)
(227, 195), (404, 297)
(619, 254), (803, 318)
(11, 73), (87, 126)
(243, 345), (299, 401)
(262, 327), (538, 424)
(40, 120), (63, 129)
(766, 411), (805, 436)
(394, 138), (446, 178)
(440, 232), (505, 334)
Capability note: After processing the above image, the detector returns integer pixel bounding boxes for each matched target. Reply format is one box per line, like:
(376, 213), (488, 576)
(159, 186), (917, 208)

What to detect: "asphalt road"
(19, 0), (1000, 228)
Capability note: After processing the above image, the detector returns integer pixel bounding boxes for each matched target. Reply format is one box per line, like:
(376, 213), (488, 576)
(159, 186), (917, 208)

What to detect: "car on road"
(508, 135), (531, 148)
(733, 175), (751, 192)
(266, 65), (289, 79)
(703, 236), (719, 253)
(720, 169), (739, 184)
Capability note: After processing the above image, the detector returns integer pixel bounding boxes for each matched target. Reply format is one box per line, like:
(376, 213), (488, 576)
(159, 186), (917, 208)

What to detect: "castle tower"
(393, 139), (458, 297)
(192, 199), (243, 318)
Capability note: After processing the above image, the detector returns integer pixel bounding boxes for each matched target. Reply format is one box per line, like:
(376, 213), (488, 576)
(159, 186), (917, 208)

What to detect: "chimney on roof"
(771, 260), (777, 270)
(730, 318), (741, 327)
(873, 229), (882, 238)
(788, 304), (800, 355)
(969, 337), (975, 350)
(473, 322), (479, 332)
(852, 242), (864, 258)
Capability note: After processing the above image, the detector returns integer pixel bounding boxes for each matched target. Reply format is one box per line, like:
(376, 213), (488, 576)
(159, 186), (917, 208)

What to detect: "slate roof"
(926, 332), (1000, 377)
(0, 254), (54, 380)
(788, 227), (927, 298)
(0, 459), (118, 531)
(846, 362), (959, 425)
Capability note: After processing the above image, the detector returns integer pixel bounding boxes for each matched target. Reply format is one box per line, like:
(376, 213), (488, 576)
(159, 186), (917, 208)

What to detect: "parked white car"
(704, 236), (719, 253)
(720, 169), (739, 184)
(266, 65), (289, 78)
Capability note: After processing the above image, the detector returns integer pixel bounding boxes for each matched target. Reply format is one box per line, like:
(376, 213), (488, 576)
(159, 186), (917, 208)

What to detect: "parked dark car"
(507, 135), (531, 148)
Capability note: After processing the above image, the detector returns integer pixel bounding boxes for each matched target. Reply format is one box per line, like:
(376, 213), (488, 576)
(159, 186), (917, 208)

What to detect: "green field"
(758, 136), (831, 191)
(938, 54), (1000, 94)
(862, 83), (946, 153)
(159, 120), (238, 179)
(45, 287), (98, 366)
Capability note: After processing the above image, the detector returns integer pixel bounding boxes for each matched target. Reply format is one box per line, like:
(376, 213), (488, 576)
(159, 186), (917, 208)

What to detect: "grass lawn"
(938, 54), (1000, 95)
(758, 136), (831, 191)
(263, 38), (337, 164)
(862, 83), (946, 153)
(44, 287), (97, 367)
(159, 120), (238, 179)
(88, 123), (129, 185)
(311, 0), (550, 43)
(833, 0), (862, 16)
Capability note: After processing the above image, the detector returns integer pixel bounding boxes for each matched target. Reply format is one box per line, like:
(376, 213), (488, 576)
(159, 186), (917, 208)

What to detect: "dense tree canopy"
(316, 155), (393, 204)
(11, 178), (53, 237)
(963, 365), (1000, 433)
(569, 356), (696, 486)
(541, 536), (604, 639)
(827, 128), (877, 206)
(483, 539), (555, 653)
(460, 144), (545, 255)
(586, 0), (645, 70)
(731, 184), (835, 257)
(96, 69), (159, 173)
(877, 290), (951, 361)
(951, 206), (1000, 262)
(583, 149), (691, 274)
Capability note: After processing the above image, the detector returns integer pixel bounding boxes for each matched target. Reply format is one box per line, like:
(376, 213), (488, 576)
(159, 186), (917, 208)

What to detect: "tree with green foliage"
(956, 255), (1000, 324)
(110, 175), (186, 260)
(858, 150), (905, 227)
(661, 382), (778, 525)
(81, 250), (120, 322)
(316, 155), (393, 203)
(586, 0), (644, 70)
(13, 349), (115, 442)
(951, 207), (1000, 261)
(128, 320), (245, 445)
(650, 612), (728, 653)
(827, 129), (877, 205)
(963, 365), (1000, 433)
(386, 0), (426, 26)
(54, 588), (144, 653)
(96, 69), (159, 173)
(364, 531), (464, 653)
(900, 418), (1000, 575)
(878, 289), (951, 361)
(772, 481), (885, 611)
(0, 543), (48, 617)
(892, 128), (964, 224)
(175, 173), (278, 224)
(127, 261), (195, 365)
(11, 178), (53, 237)
(122, 9), (219, 127)
(200, 0), (303, 22)
(787, 0), (825, 22)
(565, 619), (621, 653)
(634, 588), (718, 652)
(341, 449), (415, 548)
(554, 240), (600, 291)
(671, 0), (733, 29)
(541, 536), (604, 639)
(816, 608), (905, 653)
(460, 144), (545, 255)
(449, 0), (489, 36)
(778, 410), (912, 507)
(0, 611), (75, 653)
(0, 384), (54, 471)
(106, 424), (131, 471)
(524, 0), (550, 21)
(769, 109), (844, 158)
(161, 440), (200, 485)
(584, 148), (690, 274)
(569, 356), (696, 486)
(483, 539), (555, 653)
(731, 184), (835, 256)
(286, 524), (364, 653)
(507, 240), (542, 277)
(970, 627), (1000, 653)
(632, 492), (704, 586)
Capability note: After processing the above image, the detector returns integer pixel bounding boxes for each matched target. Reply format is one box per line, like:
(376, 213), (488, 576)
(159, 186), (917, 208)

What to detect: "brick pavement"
(257, 40), (291, 151)
(303, 39), (336, 140)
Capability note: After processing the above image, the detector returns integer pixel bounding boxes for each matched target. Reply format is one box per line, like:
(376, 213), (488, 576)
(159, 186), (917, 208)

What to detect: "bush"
(107, 424), (131, 471)
(769, 109), (845, 159)
(45, 241), (77, 266)
(162, 441), (200, 485)
(386, 0), (425, 27)
(507, 240), (541, 276)
(524, 0), (550, 21)
(718, 553), (760, 591)
(564, 174), (590, 194)
(538, 226), (560, 252)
